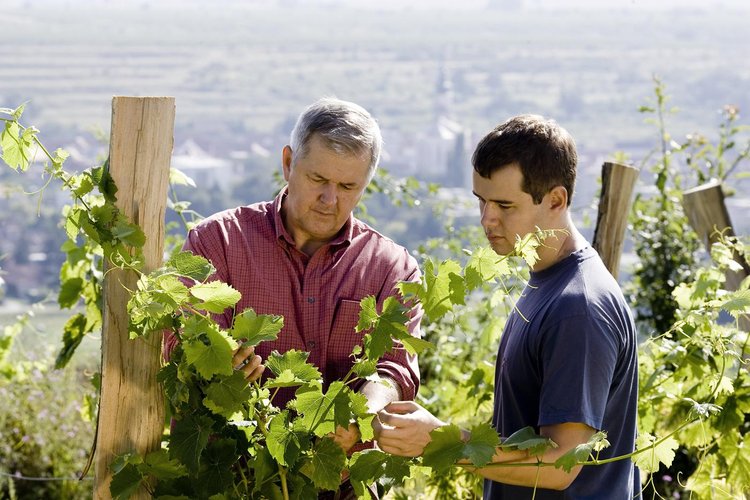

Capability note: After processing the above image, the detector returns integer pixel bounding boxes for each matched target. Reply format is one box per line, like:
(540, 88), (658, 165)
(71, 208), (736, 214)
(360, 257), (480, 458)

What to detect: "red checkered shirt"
(164, 188), (422, 407)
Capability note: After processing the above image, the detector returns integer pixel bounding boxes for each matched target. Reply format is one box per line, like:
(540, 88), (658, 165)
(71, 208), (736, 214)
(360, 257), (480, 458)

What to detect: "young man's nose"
(480, 203), (499, 227)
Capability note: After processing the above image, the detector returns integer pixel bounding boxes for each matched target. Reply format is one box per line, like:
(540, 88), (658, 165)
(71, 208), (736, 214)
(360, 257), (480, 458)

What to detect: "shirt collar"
(271, 186), (354, 251)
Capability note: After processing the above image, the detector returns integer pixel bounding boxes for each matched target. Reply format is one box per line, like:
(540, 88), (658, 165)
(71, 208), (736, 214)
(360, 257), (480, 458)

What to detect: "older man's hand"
(232, 345), (264, 383)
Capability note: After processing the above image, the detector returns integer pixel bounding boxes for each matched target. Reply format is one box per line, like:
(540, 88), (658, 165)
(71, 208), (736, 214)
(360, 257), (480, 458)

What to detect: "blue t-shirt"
(484, 247), (640, 500)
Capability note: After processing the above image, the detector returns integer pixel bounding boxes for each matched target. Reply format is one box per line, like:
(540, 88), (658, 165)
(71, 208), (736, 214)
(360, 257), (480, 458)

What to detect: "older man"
(166, 98), (421, 464)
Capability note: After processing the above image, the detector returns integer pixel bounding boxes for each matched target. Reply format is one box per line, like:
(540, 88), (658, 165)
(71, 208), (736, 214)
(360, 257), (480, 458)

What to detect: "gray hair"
(289, 97), (382, 179)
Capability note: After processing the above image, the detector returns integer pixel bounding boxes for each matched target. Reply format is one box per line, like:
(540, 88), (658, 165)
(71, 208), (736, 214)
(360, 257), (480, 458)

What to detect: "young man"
(165, 97), (423, 457)
(375, 114), (640, 499)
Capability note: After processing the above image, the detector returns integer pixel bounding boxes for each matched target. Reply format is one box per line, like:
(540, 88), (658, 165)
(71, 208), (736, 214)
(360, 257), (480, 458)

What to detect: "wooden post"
(94, 97), (174, 499)
(683, 180), (750, 331)
(592, 161), (640, 279)
(683, 180), (750, 288)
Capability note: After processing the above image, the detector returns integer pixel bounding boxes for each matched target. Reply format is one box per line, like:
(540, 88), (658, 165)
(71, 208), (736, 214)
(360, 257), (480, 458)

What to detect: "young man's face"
(472, 163), (549, 256)
(281, 134), (370, 248)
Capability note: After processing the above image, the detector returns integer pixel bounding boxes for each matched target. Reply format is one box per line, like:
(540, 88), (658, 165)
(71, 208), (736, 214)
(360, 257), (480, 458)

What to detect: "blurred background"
(2, 1), (749, 497)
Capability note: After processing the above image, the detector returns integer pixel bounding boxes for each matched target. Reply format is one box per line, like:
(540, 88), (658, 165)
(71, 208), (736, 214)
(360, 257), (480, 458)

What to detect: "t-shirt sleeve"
(537, 314), (620, 430)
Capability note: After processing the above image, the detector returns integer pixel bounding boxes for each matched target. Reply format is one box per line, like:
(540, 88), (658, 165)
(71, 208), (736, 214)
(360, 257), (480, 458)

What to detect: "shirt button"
(307, 297), (315, 303)
(308, 341), (316, 348)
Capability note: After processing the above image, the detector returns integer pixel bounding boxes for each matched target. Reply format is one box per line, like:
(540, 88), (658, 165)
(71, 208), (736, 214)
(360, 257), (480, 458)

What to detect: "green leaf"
(113, 220), (146, 248)
(110, 463), (143, 500)
(265, 350), (322, 387)
(308, 437), (346, 491)
(361, 296), (410, 361)
(183, 328), (237, 380)
(58, 277), (84, 308)
(199, 439), (238, 495)
(203, 370), (254, 418)
(267, 411), (302, 467)
(718, 290), (750, 319)
(1, 120), (35, 171)
(293, 383), (336, 437)
(421, 259), (463, 320)
(55, 313), (89, 369)
(142, 449), (188, 480)
(633, 433), (678, 474)
(170, 167), (197, 187)
(170, 413), (214, 473)
(356, 296), (379, 332)
(398, 335), (433, 356)
(465, 246), (510, 289)
(251, 447), (276, 494)
(167, 251), (215, 282)
(349, 449), (388, 482)
(189, 281), (241, 313)
(554, 432), (609, 473)
(500, 426), (556, 457)
(464, 423), (500, 467)
(229, 308), (283, 347)
(422, 424), (465, 473)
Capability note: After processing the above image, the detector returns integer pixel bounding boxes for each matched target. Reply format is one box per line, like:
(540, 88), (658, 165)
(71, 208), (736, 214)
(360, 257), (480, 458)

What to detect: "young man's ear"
(547, 186), (568, 211)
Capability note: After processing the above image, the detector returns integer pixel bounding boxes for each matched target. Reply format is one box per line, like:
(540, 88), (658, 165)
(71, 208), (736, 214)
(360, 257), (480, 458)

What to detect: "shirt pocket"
(328, 299), (365, 370)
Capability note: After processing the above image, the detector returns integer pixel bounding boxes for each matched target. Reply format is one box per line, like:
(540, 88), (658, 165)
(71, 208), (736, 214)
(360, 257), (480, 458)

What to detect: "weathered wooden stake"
(592, 161), (640, 279)
(94, 97), (174, 499)
(683, 180), (750, 331)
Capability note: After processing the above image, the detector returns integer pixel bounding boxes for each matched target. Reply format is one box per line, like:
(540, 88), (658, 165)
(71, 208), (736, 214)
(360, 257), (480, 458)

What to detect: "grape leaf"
(464, 423), (500, 467)
(465, 246), (510, 289)
(229, 308), (283, 347)
(251, 447), (276, 494)
(167, 251), (214, 282)
(349, 449), (389, 482)
(633, 433), (678, 474)
(267, 411), (302, 467)
(293, 383), (336, 437)
(362, 296), (409, 361)
(170, 414), (214, 473)
(189, 281), (241, 313)
(199, 439), (238, 496)
(170, 167), (197, 187)
(422, 259), (463, 320)
(183, 329), (236, 380)
(500, 426), (556, 457)
(142, 449), (187, 480)
(265, 350), (321, 387)
(55, 313), (89, 369)
(356, 296), (379, 332)
(203, 371), (254, 418)
(111, 220), (146, 247)
(422, 424), (465, 473)
(308, 437), (346, 491)
(718, 289), (750, 319)
(1, 121), (36, 171)
(109, 463), (143, 500)
(58, 277), (84, 308)
(398, 335), (433, 356)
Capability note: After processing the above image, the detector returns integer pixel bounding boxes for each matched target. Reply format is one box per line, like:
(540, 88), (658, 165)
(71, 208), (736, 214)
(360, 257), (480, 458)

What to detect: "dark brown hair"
(472, 114), (577, 206)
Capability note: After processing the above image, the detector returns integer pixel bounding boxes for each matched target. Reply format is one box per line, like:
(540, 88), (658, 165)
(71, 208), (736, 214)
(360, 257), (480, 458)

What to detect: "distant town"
(1, 1), (749, 304)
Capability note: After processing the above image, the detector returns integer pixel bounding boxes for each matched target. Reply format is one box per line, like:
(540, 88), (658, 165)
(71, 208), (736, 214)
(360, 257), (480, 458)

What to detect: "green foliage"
(0, 358), (95, 499)
(629, 77), (702, 335)
(638, 235), (750, 496)
(5, 102), (750, 499)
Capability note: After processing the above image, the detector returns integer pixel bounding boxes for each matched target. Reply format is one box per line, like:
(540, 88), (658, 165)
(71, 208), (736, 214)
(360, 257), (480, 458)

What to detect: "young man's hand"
(375, 401), (446, 457)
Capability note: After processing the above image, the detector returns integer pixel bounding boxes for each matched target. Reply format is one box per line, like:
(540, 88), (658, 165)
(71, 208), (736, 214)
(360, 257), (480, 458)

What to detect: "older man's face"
(281, 135), (370, 253)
